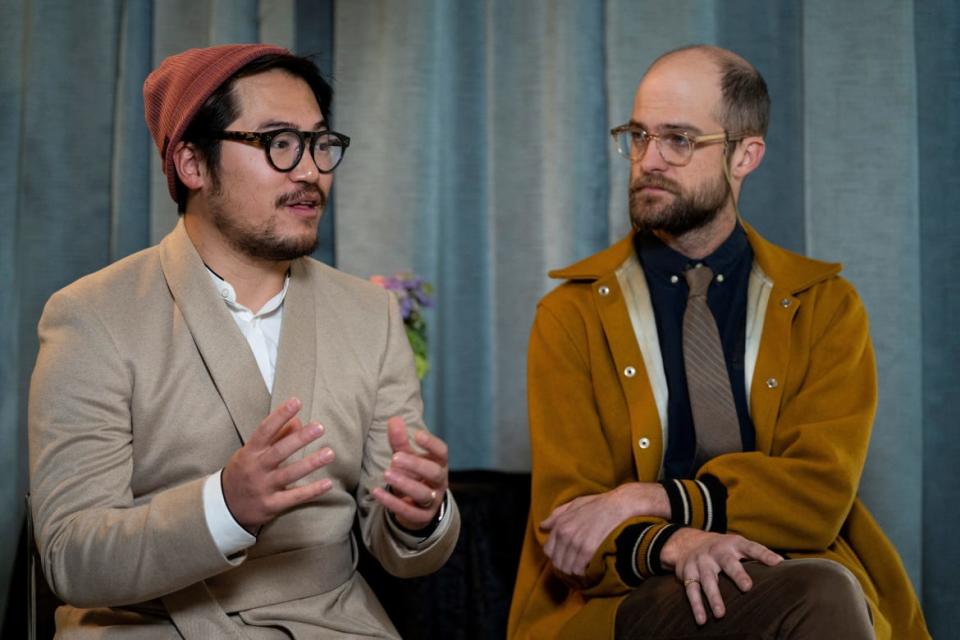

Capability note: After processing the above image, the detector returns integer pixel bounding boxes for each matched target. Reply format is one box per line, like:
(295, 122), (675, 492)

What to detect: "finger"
(249, 397), (302, 449)
(683, 577), (709, 626)
(262, 422), (325, 469)
(553, 527), (582, 576)
(383, 468), (438, 507)
(268, 477), (334, 514)
(413, 429), (449, 463)
(698, 567), (726, 619)
(543, 531), (557, 559)
(272, 447), (335, 488)
(387, 416), (413, 454)
(390, 453), (445, 487)
(370, 486), (435, 528)
(737, 539), (783, 567)
(269, 416), (303, 445)
(541, 502), (573, 530)
(719, 556), (754, 592)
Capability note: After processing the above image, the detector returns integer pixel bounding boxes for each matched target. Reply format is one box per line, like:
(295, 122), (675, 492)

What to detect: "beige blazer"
(29, 220), (460, 639)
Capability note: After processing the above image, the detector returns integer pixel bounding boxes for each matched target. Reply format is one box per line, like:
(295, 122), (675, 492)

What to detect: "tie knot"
(684, 265), (714, 297)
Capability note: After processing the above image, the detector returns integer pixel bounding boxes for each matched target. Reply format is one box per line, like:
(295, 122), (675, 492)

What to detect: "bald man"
(508, 45), (928, 639)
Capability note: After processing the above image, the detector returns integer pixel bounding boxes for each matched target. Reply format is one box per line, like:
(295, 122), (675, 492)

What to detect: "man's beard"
(629, 169), (730, 237)
(208, 183), (325, 261)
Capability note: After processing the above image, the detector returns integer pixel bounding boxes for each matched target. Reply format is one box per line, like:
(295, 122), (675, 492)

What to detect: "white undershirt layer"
(199, 268), (448, 559)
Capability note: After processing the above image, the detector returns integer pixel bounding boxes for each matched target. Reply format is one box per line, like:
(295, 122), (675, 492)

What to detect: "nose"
(288, 149), (320, 184)
(635, 136), (668, 173)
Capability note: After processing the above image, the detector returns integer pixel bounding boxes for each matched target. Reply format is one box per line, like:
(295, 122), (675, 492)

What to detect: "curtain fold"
(0, 0), (954, 634)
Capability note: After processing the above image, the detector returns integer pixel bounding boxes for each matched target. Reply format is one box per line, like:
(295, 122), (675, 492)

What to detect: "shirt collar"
(635, 223), (750, 283)
(205, 266), (290, 316)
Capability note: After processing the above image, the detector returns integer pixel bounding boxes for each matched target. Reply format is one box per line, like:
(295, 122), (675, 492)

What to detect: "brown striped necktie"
(682, 265), (742, 464)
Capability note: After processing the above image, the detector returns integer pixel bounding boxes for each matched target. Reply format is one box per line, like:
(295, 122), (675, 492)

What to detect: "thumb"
(387, 416), (413, 454)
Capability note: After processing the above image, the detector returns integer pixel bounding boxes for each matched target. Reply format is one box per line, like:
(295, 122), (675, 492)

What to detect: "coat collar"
(549, 220), (842, 295)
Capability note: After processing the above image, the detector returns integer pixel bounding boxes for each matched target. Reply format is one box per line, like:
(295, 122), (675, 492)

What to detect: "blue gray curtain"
(1, 0), (955, 635)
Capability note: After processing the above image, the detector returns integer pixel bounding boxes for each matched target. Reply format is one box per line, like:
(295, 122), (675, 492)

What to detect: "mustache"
(275, 188), (327, 210)
(630, 175), (680, 194)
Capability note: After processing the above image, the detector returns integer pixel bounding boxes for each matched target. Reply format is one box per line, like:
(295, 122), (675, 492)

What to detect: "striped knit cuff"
(660, 475), (727, 532)
(615, 522), (683, 585)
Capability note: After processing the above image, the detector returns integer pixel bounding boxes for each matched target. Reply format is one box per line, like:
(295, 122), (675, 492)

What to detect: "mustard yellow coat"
(508, 224), (928, 639)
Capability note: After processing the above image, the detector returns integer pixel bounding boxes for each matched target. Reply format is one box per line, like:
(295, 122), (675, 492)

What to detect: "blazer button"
(780, 298), (791, 308)
(624, 366), (636, 378)
(598, 286), (610, 296)
(638, 437), (650, 449)
(766, 377), (779, 389)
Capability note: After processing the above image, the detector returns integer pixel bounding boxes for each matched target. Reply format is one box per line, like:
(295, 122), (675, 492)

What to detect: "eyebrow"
(630, 119), (706, 135)
(256, 119), (327, 131)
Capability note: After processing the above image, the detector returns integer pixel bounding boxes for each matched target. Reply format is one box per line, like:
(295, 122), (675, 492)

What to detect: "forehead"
(632, 53), (722, 132)
(230, 69), (323, 128)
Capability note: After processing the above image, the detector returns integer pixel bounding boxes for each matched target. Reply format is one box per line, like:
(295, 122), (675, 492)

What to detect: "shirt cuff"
(385, 489), (453, 549)
(202, 470), (256, 561)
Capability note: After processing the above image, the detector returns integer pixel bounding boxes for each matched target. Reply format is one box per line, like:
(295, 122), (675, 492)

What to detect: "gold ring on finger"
(417, 489), (438, 509)
(683, 578), (700, 587)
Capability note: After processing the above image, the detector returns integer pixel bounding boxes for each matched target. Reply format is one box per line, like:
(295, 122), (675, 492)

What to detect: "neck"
(183, 213), (290, 313)
(653, 207), (737, 260)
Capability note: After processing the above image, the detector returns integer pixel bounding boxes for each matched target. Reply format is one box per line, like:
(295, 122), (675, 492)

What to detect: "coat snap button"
(638, 437), (650, 449)
(598, 286), (610, 296)
(766, 377), (779, 389)
(780, 298), (791, 308)
(624, 366), (636, 378)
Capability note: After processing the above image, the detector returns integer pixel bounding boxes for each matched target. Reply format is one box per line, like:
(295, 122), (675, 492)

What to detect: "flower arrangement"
(369, 272), (435, 380)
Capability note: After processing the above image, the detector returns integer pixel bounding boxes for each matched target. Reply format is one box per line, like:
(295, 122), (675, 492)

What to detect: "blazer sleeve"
(28, 288), (237, 607)
(354, 293), (460, 577)
(680, 277), (877, 551)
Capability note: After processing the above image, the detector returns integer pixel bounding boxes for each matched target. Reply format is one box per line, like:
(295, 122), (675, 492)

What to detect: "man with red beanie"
(29, 43), (459, 638)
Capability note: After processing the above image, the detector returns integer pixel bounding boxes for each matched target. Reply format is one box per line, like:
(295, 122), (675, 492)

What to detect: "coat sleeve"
(679, 277), (877, 551)
(355, 293), (460, 577)
(527, 299), (674, 596)
(28, 289), (237, 608)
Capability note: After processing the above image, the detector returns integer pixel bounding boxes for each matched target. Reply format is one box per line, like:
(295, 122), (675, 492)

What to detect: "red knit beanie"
(143, 43), (290, 203)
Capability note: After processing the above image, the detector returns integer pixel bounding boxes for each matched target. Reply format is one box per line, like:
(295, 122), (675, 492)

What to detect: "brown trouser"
(615, 558), (874, 639)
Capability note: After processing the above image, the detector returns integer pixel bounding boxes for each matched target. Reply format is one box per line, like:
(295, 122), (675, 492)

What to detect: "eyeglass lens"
(268, 131), (345, 172)
(615, 130), (694, 166)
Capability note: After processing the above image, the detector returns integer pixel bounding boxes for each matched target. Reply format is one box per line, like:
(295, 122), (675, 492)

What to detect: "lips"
(631, 177), (678, 196)
(276, 189), (327, 211)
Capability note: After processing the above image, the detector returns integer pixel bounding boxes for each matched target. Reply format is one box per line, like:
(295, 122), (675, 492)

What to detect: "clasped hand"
(540, 482), (670, 576)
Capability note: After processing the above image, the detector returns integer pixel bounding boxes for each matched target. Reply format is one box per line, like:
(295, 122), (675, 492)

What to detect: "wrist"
(617, 482), (671, 520)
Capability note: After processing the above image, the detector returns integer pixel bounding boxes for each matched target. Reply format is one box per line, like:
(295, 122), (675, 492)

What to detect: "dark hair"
(651, 45), (770, 140)
(176, 53), (333, 212)
(715, 55), (769, 139)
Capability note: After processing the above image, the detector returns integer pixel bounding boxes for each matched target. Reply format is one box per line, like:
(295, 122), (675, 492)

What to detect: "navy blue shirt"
(634, 225), (756, 479)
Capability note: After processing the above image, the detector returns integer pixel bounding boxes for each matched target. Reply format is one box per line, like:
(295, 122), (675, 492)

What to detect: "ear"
(729, 136), (765, 180)
(171, 141), (206, 191)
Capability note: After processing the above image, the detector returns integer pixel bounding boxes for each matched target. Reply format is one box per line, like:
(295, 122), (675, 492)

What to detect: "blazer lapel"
(159, 220), (271, 443)
(270, 258), (317, 417)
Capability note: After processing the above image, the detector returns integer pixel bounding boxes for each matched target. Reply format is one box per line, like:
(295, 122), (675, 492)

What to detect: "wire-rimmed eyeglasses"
(211, 128), (351, 173)
(610, 124), (747, 167)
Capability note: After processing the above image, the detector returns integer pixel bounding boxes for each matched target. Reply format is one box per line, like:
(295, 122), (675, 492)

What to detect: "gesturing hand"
(660, 528), (782, 625)
(370, 416), (449, 531)
(541, 483), (671, 576)
(222, 397), (335, 533)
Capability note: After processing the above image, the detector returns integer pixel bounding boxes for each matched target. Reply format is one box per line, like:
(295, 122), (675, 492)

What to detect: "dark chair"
(358, 470), (531, 640)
